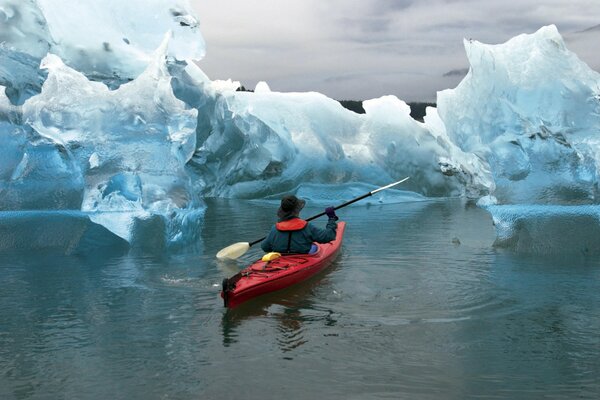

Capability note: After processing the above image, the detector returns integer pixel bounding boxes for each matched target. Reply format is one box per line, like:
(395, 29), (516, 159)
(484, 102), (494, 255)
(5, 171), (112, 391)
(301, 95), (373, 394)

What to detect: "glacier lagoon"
(1, 0), (600, 398)
(2, 201), (600, 399)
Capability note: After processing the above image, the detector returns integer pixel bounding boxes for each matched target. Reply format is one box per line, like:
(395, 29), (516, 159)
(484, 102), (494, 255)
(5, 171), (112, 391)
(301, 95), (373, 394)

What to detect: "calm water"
(1, 199), (600, 399)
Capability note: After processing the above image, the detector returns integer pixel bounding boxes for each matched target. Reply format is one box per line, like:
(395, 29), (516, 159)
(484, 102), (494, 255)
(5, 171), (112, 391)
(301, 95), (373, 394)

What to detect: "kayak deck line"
(246, 257), (311, 274)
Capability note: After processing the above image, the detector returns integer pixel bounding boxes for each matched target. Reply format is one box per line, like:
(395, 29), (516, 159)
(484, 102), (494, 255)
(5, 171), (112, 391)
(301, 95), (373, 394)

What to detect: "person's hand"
(325, 207), (338, 220)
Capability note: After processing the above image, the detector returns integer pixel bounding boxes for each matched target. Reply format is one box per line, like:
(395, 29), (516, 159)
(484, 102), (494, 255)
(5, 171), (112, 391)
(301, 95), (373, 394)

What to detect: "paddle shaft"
(247, 177), (409, 247)
(248, 192), (371, 246)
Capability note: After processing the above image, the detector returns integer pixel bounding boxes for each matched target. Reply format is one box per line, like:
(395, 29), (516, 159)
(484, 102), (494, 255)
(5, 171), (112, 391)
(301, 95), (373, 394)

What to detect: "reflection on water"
(220, 259), (340, 352)
(2, 198), (600, 399)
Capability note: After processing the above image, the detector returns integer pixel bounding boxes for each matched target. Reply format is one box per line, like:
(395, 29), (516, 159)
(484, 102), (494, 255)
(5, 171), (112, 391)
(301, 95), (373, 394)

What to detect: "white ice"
(1, 0), (600, 252)
(189, 85), (491, 200)
(13, 33), (200, 246)
(0, 0), (205, 96)
(435, 25), (600, 205)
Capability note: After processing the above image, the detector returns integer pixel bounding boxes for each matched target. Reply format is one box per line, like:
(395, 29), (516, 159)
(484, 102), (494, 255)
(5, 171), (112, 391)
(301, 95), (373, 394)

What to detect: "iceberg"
(0, 0), (204, 250)
(0, 0), (599, 253)
(23, 37), (200, 247)
(436, 25), (600, 205)
(187, 86), (491, 200)
(434, 25), (600, 253)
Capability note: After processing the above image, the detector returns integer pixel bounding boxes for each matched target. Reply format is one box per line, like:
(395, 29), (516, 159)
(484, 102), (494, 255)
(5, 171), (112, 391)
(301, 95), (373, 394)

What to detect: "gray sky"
(191, 1), (600, 102)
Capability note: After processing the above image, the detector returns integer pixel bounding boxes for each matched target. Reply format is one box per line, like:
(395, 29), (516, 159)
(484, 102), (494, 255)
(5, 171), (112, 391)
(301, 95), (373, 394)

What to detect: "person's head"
(277, 195), (305, 220)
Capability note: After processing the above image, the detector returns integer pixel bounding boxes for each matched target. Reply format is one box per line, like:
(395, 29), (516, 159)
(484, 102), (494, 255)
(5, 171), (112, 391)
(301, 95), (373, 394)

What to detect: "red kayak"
(221, 221), (346, 308)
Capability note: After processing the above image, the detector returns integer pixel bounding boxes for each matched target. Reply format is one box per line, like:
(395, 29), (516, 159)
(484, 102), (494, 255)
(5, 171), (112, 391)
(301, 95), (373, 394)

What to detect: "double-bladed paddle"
(216, 177), (410, 260)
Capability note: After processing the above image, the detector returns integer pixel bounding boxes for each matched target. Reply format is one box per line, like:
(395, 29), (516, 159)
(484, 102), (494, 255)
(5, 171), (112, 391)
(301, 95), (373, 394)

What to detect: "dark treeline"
(235, 86), (435, 122)
(338, 100), (436, 122)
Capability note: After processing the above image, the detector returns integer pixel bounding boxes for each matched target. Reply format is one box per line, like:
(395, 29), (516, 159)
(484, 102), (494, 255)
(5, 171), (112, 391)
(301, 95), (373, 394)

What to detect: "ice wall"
(183, 80), (491, 200)
(0, 1), (205, 250)
(433, 25), (600, 253)
(436, 25), (600, 205)
(185, 24), (600, 204)
(1, 0), (600, 254)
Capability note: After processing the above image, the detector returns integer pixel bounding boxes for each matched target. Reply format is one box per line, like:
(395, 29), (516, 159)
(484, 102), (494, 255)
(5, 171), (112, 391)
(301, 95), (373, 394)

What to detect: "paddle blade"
(216, 242), (251, 260)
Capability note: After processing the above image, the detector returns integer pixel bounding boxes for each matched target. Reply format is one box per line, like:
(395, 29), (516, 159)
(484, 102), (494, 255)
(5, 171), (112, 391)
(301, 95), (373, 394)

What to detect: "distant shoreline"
(338, 100), (436, 122)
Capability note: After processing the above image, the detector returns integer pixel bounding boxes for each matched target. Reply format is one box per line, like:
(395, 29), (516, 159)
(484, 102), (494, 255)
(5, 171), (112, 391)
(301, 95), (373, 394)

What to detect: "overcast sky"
(191, 1), (600, 102)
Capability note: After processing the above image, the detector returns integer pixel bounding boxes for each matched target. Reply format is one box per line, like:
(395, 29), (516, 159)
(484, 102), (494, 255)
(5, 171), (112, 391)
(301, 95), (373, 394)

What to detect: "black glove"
(325, 207), (338, 220)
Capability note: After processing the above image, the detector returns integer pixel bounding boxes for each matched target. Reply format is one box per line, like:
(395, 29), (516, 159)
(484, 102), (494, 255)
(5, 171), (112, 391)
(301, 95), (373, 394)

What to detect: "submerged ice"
(1, 0), (599, 253)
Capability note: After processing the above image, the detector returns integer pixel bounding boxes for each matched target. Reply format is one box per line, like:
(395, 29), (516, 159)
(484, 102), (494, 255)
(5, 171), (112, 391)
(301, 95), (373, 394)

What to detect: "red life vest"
(276, 218), (307, 231)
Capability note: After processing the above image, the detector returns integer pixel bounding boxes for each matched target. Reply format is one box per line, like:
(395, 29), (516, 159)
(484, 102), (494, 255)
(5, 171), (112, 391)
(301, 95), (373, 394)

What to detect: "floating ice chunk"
(192, 89), (363, 198)
(439, 25), (600, 151)
(18, 34), (199, 243)
(437, 25), (600, 204)
(5, 0), (600, 255)
(192, 88), (491, 201)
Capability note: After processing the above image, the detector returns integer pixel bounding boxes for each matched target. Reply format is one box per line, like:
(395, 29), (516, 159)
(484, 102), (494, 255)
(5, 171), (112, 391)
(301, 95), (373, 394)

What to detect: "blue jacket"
(261, 217), (337, 254)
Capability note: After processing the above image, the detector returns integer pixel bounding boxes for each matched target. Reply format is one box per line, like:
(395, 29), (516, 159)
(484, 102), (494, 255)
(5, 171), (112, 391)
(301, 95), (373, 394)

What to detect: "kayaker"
(261, 195), (338, 254)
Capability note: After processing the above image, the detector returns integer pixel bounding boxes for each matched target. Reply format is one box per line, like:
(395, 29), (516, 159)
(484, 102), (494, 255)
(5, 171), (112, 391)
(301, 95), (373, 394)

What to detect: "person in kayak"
(261, 195), (338, 254)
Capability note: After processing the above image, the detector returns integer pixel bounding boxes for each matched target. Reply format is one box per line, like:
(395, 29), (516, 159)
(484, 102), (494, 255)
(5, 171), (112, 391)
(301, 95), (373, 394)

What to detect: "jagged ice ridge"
(0, 0), (599, 253)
